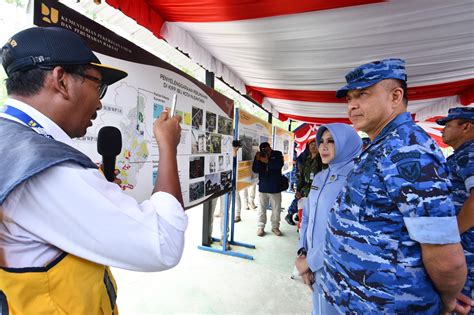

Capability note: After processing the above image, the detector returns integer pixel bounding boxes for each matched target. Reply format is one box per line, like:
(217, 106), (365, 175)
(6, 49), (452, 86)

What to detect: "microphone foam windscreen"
(97, 126), (122, 156)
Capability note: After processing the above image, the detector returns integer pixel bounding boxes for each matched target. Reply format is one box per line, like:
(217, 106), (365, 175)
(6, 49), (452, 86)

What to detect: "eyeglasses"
(75, 73), (108, 99)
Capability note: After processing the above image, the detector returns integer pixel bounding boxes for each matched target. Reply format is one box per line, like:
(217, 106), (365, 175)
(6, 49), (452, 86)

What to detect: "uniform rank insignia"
(311, 185), (319, 190)
(397, 161), (421, 182)
(390, 151), (421, 163)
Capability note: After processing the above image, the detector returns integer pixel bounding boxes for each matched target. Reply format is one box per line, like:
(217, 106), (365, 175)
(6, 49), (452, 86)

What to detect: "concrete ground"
(112, 191), (312, 314)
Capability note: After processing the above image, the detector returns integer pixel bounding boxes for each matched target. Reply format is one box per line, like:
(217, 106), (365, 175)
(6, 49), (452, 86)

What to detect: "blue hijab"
(316, 123), (362, 167)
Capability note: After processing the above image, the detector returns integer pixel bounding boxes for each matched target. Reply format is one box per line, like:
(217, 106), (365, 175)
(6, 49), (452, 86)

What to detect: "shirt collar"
(1, 98), (74, 146)
(373, 112), (412, 144)
(455, 139), (474, 153)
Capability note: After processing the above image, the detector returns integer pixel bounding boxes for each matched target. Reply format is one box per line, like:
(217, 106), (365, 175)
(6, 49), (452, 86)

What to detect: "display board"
(273, 126), (294, 174)
(235, 109), (272, 191)
(34, 0), (234, 208)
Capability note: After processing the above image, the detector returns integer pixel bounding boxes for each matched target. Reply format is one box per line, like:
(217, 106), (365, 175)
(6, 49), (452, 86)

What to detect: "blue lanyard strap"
(2, 105), (54, 139)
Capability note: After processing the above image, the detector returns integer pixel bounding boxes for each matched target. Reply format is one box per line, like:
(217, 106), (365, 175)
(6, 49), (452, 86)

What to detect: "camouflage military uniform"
(296, 154), (324, 197)
(321, 112), (460, 314)
(447, 139), (474, 300)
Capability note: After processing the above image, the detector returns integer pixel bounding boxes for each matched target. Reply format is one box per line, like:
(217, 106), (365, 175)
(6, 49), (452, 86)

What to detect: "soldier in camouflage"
(438, 107), (474, 312)
(320, 58), (470, 314)
(296, 139), (325, 198)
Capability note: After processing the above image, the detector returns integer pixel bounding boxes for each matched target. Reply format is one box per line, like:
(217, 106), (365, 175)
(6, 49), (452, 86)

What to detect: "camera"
(232, 140), (241, 148)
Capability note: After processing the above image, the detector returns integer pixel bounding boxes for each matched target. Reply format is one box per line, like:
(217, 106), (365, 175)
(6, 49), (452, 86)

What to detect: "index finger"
(159, 109), (169, 121)
(172, 114), (182, 124)
(457, 293), (474, 305)
(453, 303), (471, 315)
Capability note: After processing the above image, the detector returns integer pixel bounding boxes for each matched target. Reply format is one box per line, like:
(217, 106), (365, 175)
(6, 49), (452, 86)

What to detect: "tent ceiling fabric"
(105, 0), (383, 25)
(104, 0), (474, 123)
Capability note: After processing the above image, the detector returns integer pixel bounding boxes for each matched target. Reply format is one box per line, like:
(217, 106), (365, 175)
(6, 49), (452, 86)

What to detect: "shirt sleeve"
(296, 160), (306, 192)
(466, 176), (474, 193)
(298, 197), (310, 251)
(9, 162), (188, 271)
(252, 156), (261, 173)
(382, 145), (460, 244)
(455, 149), (474, 192)
(267, 151), (284, 171)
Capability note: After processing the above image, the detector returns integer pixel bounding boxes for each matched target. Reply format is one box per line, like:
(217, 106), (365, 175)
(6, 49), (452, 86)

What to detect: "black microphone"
(97, 126), (122, 182)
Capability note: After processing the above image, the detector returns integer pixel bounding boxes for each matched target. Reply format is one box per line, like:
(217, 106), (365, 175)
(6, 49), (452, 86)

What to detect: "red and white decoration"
(104, 0), (474, 124)
(89, 0), (474, 148)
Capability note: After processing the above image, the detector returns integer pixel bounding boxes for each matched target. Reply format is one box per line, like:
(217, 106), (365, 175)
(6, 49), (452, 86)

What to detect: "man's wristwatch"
(297, 248), (307, 257)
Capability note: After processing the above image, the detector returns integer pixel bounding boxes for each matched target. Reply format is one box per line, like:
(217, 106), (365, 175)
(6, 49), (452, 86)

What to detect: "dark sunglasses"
(74, 73), (108, 99)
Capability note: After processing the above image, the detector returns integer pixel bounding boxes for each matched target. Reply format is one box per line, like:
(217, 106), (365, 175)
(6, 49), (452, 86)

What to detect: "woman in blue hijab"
(295, 123), (362, 315)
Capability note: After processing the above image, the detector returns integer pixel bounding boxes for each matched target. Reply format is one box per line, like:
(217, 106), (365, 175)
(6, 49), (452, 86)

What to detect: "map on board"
(35, 1), (234, 207)
(72, 55), (234, 206)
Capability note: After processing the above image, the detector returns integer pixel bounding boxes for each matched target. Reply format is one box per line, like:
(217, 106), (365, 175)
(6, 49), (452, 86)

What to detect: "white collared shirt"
(0, 99), (188, 271)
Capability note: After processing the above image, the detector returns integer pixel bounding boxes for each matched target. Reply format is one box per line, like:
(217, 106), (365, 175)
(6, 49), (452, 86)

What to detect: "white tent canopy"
(70, 0), (474, 125)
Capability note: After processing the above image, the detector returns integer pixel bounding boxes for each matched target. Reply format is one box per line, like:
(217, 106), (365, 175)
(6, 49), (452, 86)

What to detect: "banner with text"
(34, 0), (234, 208)
(236, 109), (272, 191)
(273, 126), (294, 174)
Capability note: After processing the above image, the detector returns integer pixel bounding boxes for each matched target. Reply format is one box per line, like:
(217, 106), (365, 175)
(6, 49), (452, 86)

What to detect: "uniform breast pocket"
(358, 175), (395, 223)
(345, 166), (390, 222)
(343, 171), (371, 218)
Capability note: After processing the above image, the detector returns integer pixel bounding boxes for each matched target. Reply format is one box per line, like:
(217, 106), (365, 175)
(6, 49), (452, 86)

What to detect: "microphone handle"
(102, 156), (117, 182)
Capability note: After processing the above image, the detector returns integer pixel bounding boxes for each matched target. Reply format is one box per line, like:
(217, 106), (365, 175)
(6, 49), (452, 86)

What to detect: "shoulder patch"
(391, 151), (421, 163)
(397, 161), (421, 182)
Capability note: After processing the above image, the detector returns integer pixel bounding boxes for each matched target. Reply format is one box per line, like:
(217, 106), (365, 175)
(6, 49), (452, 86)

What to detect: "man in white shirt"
(0, 27), (187, 314)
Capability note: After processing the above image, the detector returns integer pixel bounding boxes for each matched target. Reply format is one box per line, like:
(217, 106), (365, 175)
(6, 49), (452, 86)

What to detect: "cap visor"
(335, 87), (349, 98)
(436, 117), (450, 125)
(335, 79), (384, 99)
(91, 62), (128, 85)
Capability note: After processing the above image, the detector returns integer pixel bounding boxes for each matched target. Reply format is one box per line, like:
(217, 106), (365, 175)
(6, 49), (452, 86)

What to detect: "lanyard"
(2, 105), (54, 139)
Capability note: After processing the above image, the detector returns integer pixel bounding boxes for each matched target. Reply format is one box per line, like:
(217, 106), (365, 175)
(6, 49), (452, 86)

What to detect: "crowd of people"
(0, 26), (472, 315)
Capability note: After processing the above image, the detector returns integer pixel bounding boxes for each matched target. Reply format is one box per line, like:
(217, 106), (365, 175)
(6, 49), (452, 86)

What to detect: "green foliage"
(0, 67), (7, 106)
(2, 0), (26, 8)
(272, 117), (288, 130)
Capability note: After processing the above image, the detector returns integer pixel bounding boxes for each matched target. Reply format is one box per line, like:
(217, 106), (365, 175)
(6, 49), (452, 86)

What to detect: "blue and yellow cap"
(1, 27), (127, 85)
(336, 58), (407, 98)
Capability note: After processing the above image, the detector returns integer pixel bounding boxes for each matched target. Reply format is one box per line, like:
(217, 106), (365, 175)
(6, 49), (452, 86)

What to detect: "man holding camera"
(252, 142), (284, 236)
